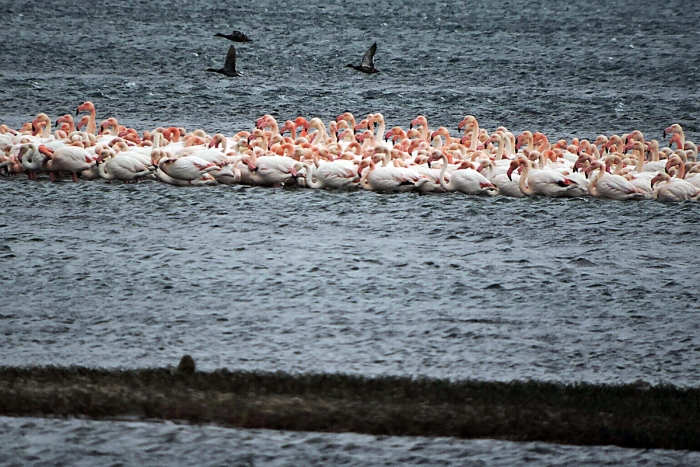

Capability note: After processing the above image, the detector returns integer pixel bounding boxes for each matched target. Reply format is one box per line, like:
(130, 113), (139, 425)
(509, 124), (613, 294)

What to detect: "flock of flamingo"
(1, 102), (698, 201)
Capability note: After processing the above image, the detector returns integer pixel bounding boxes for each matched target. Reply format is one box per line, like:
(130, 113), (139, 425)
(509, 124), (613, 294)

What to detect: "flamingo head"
(357, 159), (372, 177)
(409, 115), (426, 130)
(583, 161), (602, 179)
(426, 150), (443, 168)
(294, 117), (307, 129)
(336, 112), (353, 124)
(478, 137), (493, 151)
(75, 115), (90, 131)
(356, 131), (370, 143)
(663, 124), (681, 138)
(354, 119), (367, 132)
(55, 114), (72, 128)
(76, 101), (95, 116)
(665, 156), (681, 173)
(255, 115), (270, 130)
(37, 145), (54, 158)
(572, 155), (589, 172)
(515, 135), (524, 150)
(623, 140), (639, 152)
(650, 173), (668, 187)
(457, 115), (475, 132)
(506, 159), (522, 181)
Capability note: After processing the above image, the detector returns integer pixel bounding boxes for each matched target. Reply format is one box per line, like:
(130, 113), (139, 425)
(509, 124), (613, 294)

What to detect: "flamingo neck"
(589, 166), (603, 197)
(471, 123), (480, 151)
(494, 139), (505, 160)
(375, 119), (386, 143)
(360, 162), (374, 189)
(304, 163), (322, 189)
(675, 160), (686, 179)
(98, 160), (115, 180)
(41, 121), (51, 139)
(87, 109), (97, 135)
(438, 154), (452, 191)
(518, 160), (534, 195)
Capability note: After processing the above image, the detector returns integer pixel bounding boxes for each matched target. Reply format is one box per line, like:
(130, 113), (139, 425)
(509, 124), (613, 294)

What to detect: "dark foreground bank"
(1, 367), (697, 452)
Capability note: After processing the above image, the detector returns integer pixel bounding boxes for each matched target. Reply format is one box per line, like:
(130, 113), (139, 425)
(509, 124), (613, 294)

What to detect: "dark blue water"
(2, 0), (700, 464)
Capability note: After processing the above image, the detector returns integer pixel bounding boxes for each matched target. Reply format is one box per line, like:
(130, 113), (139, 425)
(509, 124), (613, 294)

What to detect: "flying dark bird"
(214, 30), (252, 42)
(205, 45), (242, 77)
(346, 43), (380, 74)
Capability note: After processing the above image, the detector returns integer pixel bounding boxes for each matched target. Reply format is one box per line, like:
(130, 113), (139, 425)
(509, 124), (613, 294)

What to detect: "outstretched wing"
(231, 30), (251, 42)
(361, 43), (377, 69)
(223, 45), (237, 74)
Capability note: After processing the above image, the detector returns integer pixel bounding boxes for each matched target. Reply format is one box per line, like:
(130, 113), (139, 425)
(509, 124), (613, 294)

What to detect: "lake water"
(1, 0), (699, 464)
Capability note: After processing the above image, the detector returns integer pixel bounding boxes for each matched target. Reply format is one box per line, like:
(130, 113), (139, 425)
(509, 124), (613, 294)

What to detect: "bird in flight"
(346, 43), (380, 74)
(205, 45), (242, 77)
(214, 30), (252, 42)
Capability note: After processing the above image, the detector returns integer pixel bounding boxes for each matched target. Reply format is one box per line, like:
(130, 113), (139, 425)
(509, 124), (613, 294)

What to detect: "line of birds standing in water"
(205, 29), (379, 76)
(1, 102), (698, 202)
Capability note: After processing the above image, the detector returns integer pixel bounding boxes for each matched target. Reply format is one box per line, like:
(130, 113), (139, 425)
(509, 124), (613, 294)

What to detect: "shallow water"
(1, 416), (699, 467)
(2, 180), (700, 385)
(2, 0), (700, 462)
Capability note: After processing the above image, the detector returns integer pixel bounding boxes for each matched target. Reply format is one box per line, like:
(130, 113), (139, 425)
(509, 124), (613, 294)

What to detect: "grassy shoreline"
(1, 366), (697, 451)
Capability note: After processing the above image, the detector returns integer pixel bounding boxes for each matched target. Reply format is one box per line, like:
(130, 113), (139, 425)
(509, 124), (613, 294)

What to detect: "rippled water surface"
(2, 416), (699, 467)
(2, 0), (700, 463)
(2, 182), (700, 384)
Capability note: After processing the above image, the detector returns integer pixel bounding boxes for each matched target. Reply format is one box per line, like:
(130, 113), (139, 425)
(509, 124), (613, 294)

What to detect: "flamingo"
(584, 160), (648, 200)
(357, 155), (428, 193)
(76, 101), (97, 134)
(17, 143), (49, 180)
(510, 157), (582, 197)
(239, 149), (300, 187)
(652, 172), (700, 202)
(97, 149), (154, 183)
(426, 150), (498, 196)
(494, 159), (526, 197)
(150, 149), (211, 178)
(39, 145), (96, 182)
